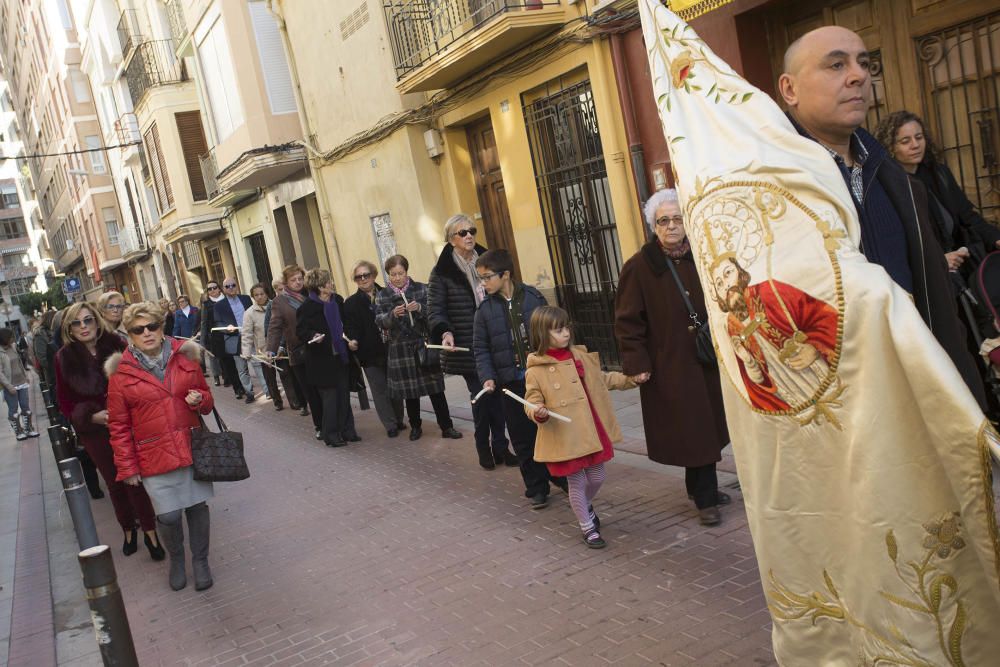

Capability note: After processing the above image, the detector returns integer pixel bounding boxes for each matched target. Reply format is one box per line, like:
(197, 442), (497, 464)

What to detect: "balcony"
(56, 240), (83, 272)
(200, 148), (221, 203)
(215, 144), (307, 204)
(124, 40), (188, 108)
(383, 0), (567, 93)
(114, 112), (142, 161)
(116, 9), (142, 60)
(165, 0), (189, 50)
(117, 223), (147, 261)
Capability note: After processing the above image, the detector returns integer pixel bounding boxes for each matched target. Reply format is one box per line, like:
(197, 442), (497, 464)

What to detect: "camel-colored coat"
(524, 345), (635, 463)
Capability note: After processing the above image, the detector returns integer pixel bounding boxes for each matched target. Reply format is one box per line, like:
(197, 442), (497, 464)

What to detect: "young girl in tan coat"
(524, 306), (636, 548)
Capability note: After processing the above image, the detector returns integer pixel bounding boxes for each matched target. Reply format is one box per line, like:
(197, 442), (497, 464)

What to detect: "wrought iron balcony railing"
(116, 8), (142, 58)
(383, 0), (558, 79)
(200, 148), (220, 201)
(114, 112), (141, 148)
(166, 0), (188, 46)
(125, 40), (188, 107)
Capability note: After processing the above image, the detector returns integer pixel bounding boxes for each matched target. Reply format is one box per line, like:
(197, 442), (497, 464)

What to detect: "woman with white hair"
(613, 188), (731, 527)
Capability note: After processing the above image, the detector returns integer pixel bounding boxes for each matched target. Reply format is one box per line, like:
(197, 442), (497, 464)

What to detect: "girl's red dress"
(544, 347), (615, 476)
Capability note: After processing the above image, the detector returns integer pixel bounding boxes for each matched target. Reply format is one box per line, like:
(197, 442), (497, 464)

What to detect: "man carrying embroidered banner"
(640, 0), (1000, 664)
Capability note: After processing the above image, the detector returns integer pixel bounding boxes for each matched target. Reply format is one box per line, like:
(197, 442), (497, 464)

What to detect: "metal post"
(41, 387), (52, 407)
(46, 401), (61, 423)
(78, 545), (139, 666)
(59, 457), (100, 550)
(48, 424), (74, 462)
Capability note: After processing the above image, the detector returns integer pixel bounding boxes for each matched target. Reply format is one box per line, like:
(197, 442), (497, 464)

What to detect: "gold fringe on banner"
(668, 0), (736, 21)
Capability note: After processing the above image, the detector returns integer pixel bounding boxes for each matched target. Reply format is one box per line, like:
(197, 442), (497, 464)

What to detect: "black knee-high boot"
(186, 502), (213, 591)
(156, 511), (186, 591)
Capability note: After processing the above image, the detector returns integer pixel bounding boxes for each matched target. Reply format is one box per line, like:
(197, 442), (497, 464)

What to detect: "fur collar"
(433, 242), (488, 283)
(104, 338), (202, 378)
(58, 333), (126, 397)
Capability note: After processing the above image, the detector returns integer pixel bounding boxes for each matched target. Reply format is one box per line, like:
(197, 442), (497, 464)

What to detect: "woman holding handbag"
(613, 189), (731, 527)
(375, 255), (461, 442)
(106, 302), (217, 592)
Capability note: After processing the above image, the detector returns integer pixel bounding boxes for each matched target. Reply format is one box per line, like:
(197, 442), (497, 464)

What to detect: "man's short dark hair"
(476, 249), (514, 276)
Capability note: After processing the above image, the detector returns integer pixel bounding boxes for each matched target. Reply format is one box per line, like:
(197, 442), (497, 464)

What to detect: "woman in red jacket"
(55, 302), (163, 559)
(106, 302), (216, 592)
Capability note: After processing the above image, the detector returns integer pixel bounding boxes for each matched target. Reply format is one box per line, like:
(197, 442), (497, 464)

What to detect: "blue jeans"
(4, 386), (29, 419)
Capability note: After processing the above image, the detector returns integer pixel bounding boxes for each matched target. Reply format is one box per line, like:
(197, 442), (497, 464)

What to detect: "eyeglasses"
(478, 272), (500, 282)
(223, 283), (237, 289)
(127, 322), (163, 335)
(353, 272), (373, 281)
(655, 215), (685, 227)
(70, 316), (96, 328)
(453, 228), (477, 238)
(104, 303), (125, 311)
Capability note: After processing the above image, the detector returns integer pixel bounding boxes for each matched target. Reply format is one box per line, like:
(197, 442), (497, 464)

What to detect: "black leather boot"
(186, 503), (213, 591)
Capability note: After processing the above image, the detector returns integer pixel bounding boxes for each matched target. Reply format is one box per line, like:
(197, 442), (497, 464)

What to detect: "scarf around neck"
(309, 293), (348, 362)
(130, 342), (172, 382)
(658, 237), (691, 259)
(389, 278), (412, 297)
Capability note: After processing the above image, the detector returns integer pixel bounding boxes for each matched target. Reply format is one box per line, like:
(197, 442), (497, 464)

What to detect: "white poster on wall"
(370, 213), (396, 270)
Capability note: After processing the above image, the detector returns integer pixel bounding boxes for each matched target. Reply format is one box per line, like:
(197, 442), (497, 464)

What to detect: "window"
(143, 122), (174, 212)
(103, 207), (119, 245)
(2, 252), (29, 268)
(55, 0), (72, 30)
(0, 217), (26, 240)
(85, 136), (106, 174)
(196, 10), (244, 141)
(205, 245), (223, 282)
(0, 184), (18, 208)
(183, 241), (203, 268)
(248, 1), (296, 114)
(175, 111), (209, 201)
(7, 277), (35, 296)
(70, 70), (91, 104)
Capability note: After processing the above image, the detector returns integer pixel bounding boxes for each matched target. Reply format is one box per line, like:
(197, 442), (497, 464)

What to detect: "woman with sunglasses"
(54, 302), (164, 560)
(97, 291), (128, 339)
(428, 214), (513, 469)
(106, 302), (217, 591)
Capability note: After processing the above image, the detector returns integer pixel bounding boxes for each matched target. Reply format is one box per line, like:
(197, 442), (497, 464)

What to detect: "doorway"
(246, 232), (274, 294)
(467, 115), (520, 281)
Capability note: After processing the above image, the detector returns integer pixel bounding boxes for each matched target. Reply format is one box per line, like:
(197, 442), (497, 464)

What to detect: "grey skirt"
(142, 466), (214, 515)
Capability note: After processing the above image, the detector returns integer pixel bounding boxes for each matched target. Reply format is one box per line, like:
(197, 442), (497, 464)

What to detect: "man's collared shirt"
(227, 295), (246, 326)
(820, 133), (868, 206)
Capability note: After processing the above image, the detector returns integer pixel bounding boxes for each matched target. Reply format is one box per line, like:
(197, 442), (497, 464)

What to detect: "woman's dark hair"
(529, 306), (572, 357)
(384, 254), (409, 273)
(476, 249), (514, 277)
(41, 310), (56, 329)
(250, 282), (269, 297)
(873, 110), (940, 165)
(0, 328), (13, 347)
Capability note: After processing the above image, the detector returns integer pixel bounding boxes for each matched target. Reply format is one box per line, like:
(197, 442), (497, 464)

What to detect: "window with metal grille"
(183, 241), (203, 268)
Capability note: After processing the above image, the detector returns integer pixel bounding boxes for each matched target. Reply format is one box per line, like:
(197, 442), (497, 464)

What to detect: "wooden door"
(467, 116), (521, 281)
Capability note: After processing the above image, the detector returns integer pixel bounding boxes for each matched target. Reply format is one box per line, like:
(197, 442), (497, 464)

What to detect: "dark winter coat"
(473, 284), (547, 386)
(343, 286), (388, 367)
(375, 281), (445, 399)
(295, 295), (349, 388)
(615, 241), (728, 467)
(428, 243), (487, 376)
(200, 295), (252, 357)
(54, 331), (127, 455)
(266, 292), (306, 363)
(915, 161), (1000, 259)
(173, 306), (200, 338)
(105, 338), (214, 481)
(32, 326), (54, 388)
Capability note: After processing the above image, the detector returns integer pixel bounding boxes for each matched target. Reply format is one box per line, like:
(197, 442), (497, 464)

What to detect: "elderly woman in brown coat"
(614, 189), (730, 526)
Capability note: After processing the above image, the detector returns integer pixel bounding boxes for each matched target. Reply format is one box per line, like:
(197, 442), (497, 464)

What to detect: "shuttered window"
(175, 111), (209, 202)
(143, 122), (174, 213)
(248, 0), (296, 114)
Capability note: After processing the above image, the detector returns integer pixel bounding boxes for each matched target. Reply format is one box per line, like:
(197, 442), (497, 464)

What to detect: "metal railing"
(200, 148), (220, 201)
(124, 40), (188, 107)
(165, 0), (188, 46)
(118, 223), (145, 257)
(382, 0), (558, 78)
(116, 8), (142, 58)
(114, 113), (141, 148)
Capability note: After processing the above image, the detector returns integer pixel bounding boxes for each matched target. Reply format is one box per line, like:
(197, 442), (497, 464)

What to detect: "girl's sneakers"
(583, 527), (606, 549)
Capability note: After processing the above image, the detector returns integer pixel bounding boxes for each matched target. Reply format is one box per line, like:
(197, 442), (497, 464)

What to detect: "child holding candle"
(524, 306), (636, 548)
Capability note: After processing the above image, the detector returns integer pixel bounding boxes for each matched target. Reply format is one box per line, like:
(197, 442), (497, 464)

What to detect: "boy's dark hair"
(250, 283), (269, 296)
(476, 249), (514, 277)
(529, 306), (572, 357)
(0, 328), (14, 347)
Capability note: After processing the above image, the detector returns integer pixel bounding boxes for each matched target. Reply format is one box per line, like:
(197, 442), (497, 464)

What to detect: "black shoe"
(274, 403), (284, 411)
(589, 505), (600, 530)
(144, 532), (166, 561)
(503, 451), (519, 467)
(315, 430), (323, 440)
(530, 493), (549, 510)
(325, 438), (347, 448)
(89, 487), (105, 500)
(387, 428), (399, 438)
(344, 433), (361, 442)
(122, 528), (139, 556)
(583, 528), (606, 549)
(235, 392), (245, 400)
(300, 407), (310, 417)
(551, 477), (569, 494)
(699, 506), (722, 526)
(478, 450), (496, 470)
(688, 491), (732, 506)
(409, 427), (422, 441)
(396, 421), (408, 431)
(244, 395), (255, 404)
(441, 427), (462, 439)
(213, 378), (221, 387)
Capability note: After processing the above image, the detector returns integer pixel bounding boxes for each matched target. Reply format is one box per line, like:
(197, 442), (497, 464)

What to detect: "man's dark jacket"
(795, 121), (986, 408)
(473, 284), (546, 386)
(200, 295), (252, 358)
(428, 243), (487, 376)
(173, 306), (200, 338)
(343, 286), (389, 367)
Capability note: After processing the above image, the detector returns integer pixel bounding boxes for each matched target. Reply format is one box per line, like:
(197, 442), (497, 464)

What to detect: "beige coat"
(241, 303), (268, 358)
(524, 345), (635, 463)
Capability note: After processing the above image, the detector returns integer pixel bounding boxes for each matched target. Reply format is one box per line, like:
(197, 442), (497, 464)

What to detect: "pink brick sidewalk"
(78, 386), (774, 666)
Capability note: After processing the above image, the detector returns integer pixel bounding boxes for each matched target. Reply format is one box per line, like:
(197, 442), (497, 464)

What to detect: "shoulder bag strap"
(665, 259), (703, 329)
(196, 407), (228, 432)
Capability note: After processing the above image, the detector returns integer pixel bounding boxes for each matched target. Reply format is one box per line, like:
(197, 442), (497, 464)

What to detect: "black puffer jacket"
(473, 284), (547, 386)
(427, 243), (487, 376)
(343, 286), (388, 367)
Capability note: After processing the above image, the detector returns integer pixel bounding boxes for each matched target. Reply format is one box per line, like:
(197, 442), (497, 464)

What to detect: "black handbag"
(413, 338), (441, 370)
(666, 259), (718, 368)
(190, 408), (250, 482)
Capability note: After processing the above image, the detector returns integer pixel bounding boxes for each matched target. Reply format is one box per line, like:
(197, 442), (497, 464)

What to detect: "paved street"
(10, 377), (775, 666)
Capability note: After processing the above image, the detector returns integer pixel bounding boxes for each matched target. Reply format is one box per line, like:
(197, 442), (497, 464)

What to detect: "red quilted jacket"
(105, 338), (215, 481)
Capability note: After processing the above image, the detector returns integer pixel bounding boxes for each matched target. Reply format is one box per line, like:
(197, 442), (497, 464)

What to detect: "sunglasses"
(70, 316), (96, 328)
(127, 322), (163, 335)
(207, 285), (220, 291)
(223, 283), (237, 288)
(353, 272), (373, 281)
(104, 303), (125, 311)
(453, 228), (477, 238)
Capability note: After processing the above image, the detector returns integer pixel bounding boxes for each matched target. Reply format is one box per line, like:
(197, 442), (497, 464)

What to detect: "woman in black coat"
(295, 268), (358, 448)
(428, 214), (512, 469)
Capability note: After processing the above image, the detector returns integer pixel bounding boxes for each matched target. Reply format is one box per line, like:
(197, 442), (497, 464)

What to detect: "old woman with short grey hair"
(428, 214), (513, 470)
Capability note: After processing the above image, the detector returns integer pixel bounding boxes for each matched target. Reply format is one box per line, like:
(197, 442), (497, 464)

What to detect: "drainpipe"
(266, 0), (347, 287)
(609, 28), (652, 241)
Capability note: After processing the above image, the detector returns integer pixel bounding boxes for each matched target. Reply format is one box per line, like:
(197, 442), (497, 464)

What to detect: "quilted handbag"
(190, 408), (250, 482)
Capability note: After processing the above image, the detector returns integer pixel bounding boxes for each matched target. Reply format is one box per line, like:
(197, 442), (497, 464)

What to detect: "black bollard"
(48, 424), (74, 462)
(41, 387), (52, 407)
(78, 545), (139, 666)
(58, 458), (100, 550)
(46, 401), (61, 423)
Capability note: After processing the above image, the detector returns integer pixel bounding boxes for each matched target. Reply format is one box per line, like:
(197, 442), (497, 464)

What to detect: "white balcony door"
(195, 9), (244, 142)
(248, 0), (296, 115)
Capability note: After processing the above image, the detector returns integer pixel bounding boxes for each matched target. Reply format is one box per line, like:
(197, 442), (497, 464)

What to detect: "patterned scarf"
(659, 237), (691, 259)
(130, 342), (172, 382)
(389, 278), (412, 297)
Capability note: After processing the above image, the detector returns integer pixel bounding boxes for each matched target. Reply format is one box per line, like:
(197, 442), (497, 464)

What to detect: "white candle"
(471, 387), (490, 404)
(501, 389), (572, 423)
(400, 291), (415, 326)
(426, 343), (470, 352)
